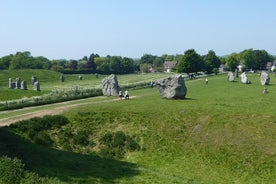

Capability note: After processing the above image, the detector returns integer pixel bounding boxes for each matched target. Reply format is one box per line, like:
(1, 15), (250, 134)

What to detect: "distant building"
(163, 61), (177, 72)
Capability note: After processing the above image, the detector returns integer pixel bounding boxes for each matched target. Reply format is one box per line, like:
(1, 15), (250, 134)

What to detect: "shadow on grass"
(0, 127), (139, 183)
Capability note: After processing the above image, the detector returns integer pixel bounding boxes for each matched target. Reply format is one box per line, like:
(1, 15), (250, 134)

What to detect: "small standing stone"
(15, 77), (21, 89)
(21, 80), (27, 90)
(34, 81), (40, 91)
(228, 72), (235, 82)
(8, 78), (14, 89)
(60, 74), (65, 82)
(260, 71), (270, 85)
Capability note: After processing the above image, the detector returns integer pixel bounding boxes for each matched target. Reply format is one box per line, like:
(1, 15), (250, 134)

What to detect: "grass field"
(0, 70), (172, 101)
(0, 71), (275, 183)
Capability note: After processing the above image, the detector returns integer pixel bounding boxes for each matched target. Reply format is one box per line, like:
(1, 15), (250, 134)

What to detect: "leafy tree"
(140, 54), (155, 64)
(94, 57), (110, 73)
(0, 55), (13, 69)
(109, 56), (122, 73)
(203, 50), (221, 74)
(121, 57), (134, 74)
(177, 49), (203, 74)
(87, 53), (99, 70)
(225, 53), (240, 71)
(70, 60), (78, 70)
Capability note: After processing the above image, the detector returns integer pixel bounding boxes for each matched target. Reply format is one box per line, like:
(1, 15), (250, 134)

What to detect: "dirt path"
(0, 96), (136, 127)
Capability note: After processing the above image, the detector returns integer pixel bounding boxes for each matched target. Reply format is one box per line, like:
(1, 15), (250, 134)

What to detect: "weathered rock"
(31, 76), (37, 85)
(8, 78), (14, 89)
(60, 74), (65, 82)
(34, 81), (40, 91)
(15, 77), (21, 89)
(227, 72), (235, 82)
(102, 74), (120, 96)
(156, 75), (187, 99)
(260, 71), (270, 85)
(21, 81), (27, 90)
(240, 72), (250, 84)
(78, 75), (82, 80)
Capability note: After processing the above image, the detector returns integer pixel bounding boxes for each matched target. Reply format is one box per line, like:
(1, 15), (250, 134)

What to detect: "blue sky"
(1, 0), (276, 59)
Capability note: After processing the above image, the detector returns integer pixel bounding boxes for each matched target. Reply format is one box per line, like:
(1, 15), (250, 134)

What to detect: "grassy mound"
(0, 73), (275, 183)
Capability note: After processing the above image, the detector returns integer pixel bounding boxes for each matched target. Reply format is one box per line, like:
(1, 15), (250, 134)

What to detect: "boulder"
(227, 72), (235, 82)
(15, 77), (21, 89)
(33, 81), (40, 91)
(102, 74), (120, 96)
(21, 80), (27, 90)
(8, 78), (14, 89)
(240, 72), (250, 84)
(260, 71), (270, 85)
(156, 75), (187, 99)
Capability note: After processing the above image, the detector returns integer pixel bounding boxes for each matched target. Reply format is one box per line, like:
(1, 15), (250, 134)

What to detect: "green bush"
(33, 131), (54, 146)
(73, 130), (90, 146)
(99, 131), (140, 159)
(0, 156), (24, 184)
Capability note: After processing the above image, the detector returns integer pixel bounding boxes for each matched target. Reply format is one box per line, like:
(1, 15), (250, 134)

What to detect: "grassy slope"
(1, 72), (275, 183)
(62, 73), (275, 183)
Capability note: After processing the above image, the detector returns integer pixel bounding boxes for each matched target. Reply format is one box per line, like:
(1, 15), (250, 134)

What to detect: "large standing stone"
(156, 75), (187, 99)
(227, 72), (235, 82)
(102, 74), (120, 96)
(260, 71), (270, 85)
(240, 72), (250, 84)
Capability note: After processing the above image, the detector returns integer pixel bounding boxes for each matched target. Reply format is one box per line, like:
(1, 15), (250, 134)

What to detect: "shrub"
(33, 131), (54, 146)
(73, 130), (90, 146)
(0, 156), (24, 184)
(99, 131), (140, 159)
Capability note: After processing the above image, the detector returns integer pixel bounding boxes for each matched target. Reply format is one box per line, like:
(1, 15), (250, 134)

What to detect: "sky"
(1, 0), (276, 60)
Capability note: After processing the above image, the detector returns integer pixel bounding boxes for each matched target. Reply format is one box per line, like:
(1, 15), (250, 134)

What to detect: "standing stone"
(260, 71), (270, 85)
(227, 72), (235, 82)
(8, 78), (13, 89)
(60, 74), (65, 82)
(156, 75), (187, 99)
(34, 81), (40, 91)
(78, 74), (82, 80)
(240, 72), (250, 84)
(235, 69), (239, 78)
(102, 74), (120, 96)
(21, 81), (27, 90)
(31, 76), (37, 85)
(15, 77), (21, 89)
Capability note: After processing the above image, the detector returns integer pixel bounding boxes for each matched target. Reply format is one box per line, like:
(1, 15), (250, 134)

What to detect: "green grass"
(0, 70), (172, 101)
(1, 72), (276, 183)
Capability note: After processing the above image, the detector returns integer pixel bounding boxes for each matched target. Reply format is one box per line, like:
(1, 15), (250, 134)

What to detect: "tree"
(177, 49), (203, 74)
(0, 55), (13, 69)
(70, 60), (78, 70)
(203, 50), (221, 74)
(87, 53), (99, 70)
(225, 53), (239, 71)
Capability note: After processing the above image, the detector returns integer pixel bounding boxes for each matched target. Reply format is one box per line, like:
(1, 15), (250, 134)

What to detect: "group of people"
(119, 90), (129, 100)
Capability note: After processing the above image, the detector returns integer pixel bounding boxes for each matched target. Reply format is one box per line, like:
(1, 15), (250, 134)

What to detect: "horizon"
(1, 0), (276, 60)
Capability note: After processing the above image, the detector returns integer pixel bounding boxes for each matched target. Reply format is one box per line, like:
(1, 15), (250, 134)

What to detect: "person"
(124, 90), (129, 100)
(205, 78), (208, 84)
(119, 90), (124, 99)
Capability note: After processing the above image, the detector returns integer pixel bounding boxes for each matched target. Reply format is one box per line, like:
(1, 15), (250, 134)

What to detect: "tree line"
(0, 49), (275, 74)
